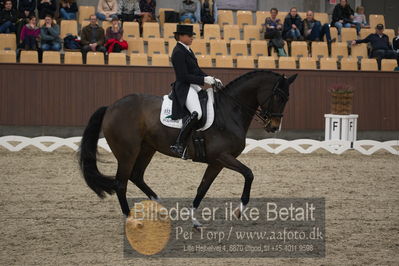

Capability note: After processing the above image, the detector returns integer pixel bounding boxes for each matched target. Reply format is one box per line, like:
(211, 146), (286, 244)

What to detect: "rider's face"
(179, 34), (194, 46)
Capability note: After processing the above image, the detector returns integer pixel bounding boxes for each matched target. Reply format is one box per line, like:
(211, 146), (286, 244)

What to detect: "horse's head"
(257, 74), (297, 133)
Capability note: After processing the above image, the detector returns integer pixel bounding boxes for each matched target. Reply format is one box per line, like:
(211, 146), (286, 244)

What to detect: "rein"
(215, 75), (288, 127)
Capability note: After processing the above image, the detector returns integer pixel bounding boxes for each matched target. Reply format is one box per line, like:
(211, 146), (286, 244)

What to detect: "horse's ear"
(287, 74), (298, 85)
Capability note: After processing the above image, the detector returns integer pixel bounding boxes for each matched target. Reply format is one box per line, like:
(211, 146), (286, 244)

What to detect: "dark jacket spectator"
(0, 0), (17, 33)
(37, 0), (57, 19)
(331, 1), (354, 25)
(352, 25), (397, 68)
(393, 35), (399, 52)
(59, 0), (77, 20)
(303, 11), (334, 43)
(139, 0), (155, 22)
(283, 8), (303, 40)
(40, 15), (60, 51)
(80, 15), (106, 62)
(199, 0), (214, 24)
(18, 0), (36, 18)
(0, 0), (17, 10)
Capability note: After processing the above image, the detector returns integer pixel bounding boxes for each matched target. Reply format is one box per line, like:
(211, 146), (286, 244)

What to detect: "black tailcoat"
(170, 42), (207, 120)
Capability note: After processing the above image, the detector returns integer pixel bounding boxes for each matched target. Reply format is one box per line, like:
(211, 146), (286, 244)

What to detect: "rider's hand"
(204, 76), (215, 85)
(214, 78), (223, 87)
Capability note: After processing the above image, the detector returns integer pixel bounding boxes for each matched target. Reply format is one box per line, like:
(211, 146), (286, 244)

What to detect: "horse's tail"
(78, 106), (116, 198)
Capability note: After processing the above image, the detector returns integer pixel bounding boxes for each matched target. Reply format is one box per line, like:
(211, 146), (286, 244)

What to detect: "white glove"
(204, 76), (215, 85)
(214, 78), (223, 87)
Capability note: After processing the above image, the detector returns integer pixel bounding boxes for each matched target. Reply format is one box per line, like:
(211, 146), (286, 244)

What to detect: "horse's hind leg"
(129, 143), (159, 201)
(115, 159), (136, 217)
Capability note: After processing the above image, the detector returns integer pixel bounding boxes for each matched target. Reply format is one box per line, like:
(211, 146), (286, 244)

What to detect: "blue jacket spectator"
(0, 0), (17, 33)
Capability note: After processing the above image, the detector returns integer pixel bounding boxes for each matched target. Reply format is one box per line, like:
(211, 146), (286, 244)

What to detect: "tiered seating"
(215, 55), (233, 68)
(130, 53), (148, 66)
(124, 22), (140, 38)
(158, 8), (175, 26)
(0, 34), (16, 50)
(86, 52), (104, 65)
(299, 57), (317, 70)
(163, 23), (177, 39)
(0, 50), (16, 63)
(127, 38), (144, 54)
(42, 51), (61, 64)
(258, 56), (276, 69)
(218, 10), (234, 26)
(314, 12), (329, 24)
(331, 42), (348, 58)
(152, 54), (169, 66)
(236, 56), (255, 68)
(250, 40), (268, 58)
(64, 52), (82, 64)
(320, 58), (338, 70)
(197, 55), (212, 67)
(78, 6), (95, 24)
(204, 24), (221, 41)
(291, 41), (308, 58)
(237, 11), (253, 29)
(166, 39), (177, 55)
(147, 38), (166, 56)
(143, 22), (160, 40)
(191, 39), (207, 55)
(20, 51), (38, 63)
(311, 42), (328, 59)
(340, 58), (358, 71)
(210, 39), (227, 58)
(255, 11), (268, 28)
(223, 25), (240, 42)
(279, 57), (296, 69)
(108, 53), (127, 65)
(243, 25), (260, 43)
(230, 40), (248, 58)
(361, 58), (378, 71)
(369, 14), (385, 28)
(341, 28), (357, 42)
(60, 20), (78, 38)
(381, 59), (397, 71)
(351, 43), (368, 59)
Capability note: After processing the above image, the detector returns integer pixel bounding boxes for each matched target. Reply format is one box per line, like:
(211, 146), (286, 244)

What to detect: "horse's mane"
(223, 70), (282, 91)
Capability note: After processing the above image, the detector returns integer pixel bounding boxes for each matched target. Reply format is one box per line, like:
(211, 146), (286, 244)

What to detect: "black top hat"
(174, 24), (196, 36)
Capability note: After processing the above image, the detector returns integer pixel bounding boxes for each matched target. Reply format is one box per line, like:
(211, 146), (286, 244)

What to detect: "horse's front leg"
(216, 153), (254, 218)
(191, 164), (223, 229)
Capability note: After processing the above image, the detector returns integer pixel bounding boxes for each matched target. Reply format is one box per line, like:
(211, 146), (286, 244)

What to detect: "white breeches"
(185, 84), (202, 120)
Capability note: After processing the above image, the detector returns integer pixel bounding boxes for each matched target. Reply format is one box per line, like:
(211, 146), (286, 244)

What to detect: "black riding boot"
(170, 111), (199, 159)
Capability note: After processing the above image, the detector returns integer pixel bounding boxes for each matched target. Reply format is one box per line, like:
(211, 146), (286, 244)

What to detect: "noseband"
(257, 76), (289, 128)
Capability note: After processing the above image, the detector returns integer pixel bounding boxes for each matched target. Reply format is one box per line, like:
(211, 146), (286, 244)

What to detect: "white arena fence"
(0, 136), (398, 155)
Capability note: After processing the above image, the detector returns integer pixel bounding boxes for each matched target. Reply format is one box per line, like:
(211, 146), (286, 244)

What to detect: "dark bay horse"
(79, 70), (297, 223)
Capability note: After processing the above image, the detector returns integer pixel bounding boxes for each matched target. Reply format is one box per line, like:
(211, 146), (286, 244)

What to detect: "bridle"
(215, 75), (289, 128)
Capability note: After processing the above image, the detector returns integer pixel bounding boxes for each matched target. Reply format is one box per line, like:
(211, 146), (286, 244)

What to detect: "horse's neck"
(222, 75), (265, 133)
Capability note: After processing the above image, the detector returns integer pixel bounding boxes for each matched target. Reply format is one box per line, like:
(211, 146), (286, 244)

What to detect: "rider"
(169, 24), (222, 159)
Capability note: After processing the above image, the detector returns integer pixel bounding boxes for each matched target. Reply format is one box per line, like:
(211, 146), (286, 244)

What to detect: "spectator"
(37, 0), (57, 20)
(283, 7), (303, 41)
(139, 0), (155, 23)
(353, 6), (369, 28)
(303, 10), (336, 43)
(198, 0), (216, 25)
(105, 16), (127, 53)
(59, 0), (78, 20)
(351, 24), (398, 69)
(393, 27), (399, 53)
(0, 0), (17, 33)
(262, 8), (286, 56)
(331, 0), (361, 35)
(179, 0), (197, 23)
(117, 0), (141, 22)
(20, 15), (40, 50)
(0, 0), (17, 10)
(96, 0), (118, 21)
(81, 15), (106, 62)
(18, 0), (36, 19)
(40, 14), (60, 51)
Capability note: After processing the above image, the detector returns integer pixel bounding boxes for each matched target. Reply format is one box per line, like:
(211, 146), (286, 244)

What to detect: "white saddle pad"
(160, 88), (215, 131)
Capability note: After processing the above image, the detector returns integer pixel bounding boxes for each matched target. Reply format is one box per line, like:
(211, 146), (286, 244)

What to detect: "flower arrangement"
(329, 84), (354, 115)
